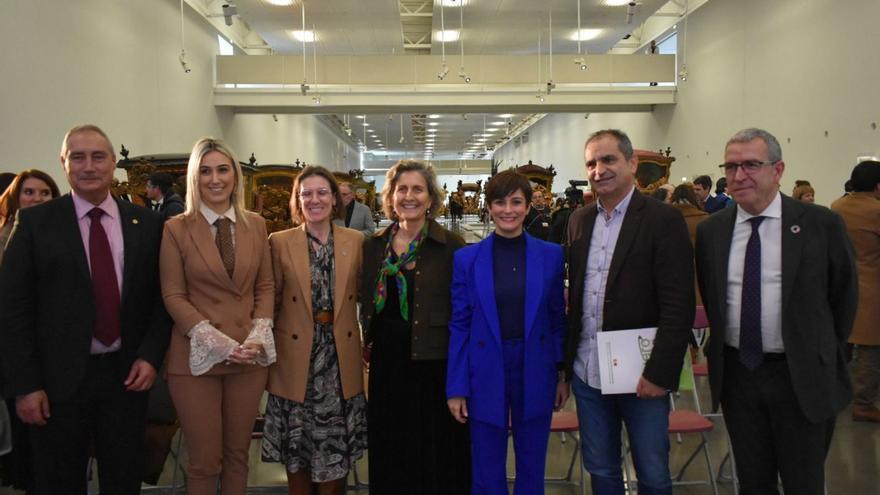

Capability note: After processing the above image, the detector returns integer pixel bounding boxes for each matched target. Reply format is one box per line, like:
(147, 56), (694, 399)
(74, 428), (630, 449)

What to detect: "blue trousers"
(469, 339), (553, 495)
(571, 375), (671, 495)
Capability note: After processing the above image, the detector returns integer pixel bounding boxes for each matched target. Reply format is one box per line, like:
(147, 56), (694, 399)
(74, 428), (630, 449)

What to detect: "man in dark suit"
(0, 124), (171, 494)
(565, 129), (694, 494)
(695, 128), (858, 494)
(145, 171), (184, 220)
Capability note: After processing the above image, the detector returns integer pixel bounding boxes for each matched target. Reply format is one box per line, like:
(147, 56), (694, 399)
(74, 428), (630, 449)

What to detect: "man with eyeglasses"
(695, 128), (858, 494)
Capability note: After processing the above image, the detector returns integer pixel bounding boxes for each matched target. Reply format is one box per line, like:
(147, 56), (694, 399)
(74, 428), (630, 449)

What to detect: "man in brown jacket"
(832, 160), (880, 422)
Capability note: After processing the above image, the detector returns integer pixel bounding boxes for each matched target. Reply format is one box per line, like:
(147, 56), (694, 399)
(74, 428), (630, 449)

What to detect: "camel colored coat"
(267, 224), (365, 402)
(832, 192), (880, 345)
(160, 210), (275, 376)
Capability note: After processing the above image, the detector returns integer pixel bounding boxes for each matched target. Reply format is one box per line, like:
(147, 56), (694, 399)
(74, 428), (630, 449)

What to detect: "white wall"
(0, 0), (357, 189)
(495, 0), (880, 206)
(221, 114), (359, 172)
(0, 0), (226, 187)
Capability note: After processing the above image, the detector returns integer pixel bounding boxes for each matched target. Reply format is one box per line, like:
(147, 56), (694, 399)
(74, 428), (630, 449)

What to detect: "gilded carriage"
(455, 180), (483, 216)
(115, 149), (376, 233)
(634, 148), (675, 194)
(515, 160), (556, 193)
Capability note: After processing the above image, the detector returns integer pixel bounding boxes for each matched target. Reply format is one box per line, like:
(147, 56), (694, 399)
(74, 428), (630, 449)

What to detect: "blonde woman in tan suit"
(261, 166), (366, 495)
(160, 138), (276, 495)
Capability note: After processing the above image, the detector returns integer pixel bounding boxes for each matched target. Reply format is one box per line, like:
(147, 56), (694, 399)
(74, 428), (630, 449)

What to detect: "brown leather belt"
(314, 310), (334, 325)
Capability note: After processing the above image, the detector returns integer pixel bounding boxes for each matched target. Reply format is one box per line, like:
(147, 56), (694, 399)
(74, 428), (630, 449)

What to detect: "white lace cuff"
(187, 320), (238, 376)
(243, 318), (276, 367)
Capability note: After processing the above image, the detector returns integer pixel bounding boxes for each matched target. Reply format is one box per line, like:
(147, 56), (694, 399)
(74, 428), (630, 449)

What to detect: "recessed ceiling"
(333, 112), (532, 161)
(233, 0), (669, 55)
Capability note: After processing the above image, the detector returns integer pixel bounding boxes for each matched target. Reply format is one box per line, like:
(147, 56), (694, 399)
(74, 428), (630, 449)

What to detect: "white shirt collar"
(199, 204), (236, 225)
(735, 191), (782, 224)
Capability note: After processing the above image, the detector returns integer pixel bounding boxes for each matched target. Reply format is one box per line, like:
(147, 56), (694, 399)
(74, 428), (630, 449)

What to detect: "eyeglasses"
(718, 160), (776, 174)
(299, 188), (331, 200)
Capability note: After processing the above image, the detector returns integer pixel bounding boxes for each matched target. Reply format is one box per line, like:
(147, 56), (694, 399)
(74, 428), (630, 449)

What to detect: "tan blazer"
(267, 224), (364, 402)
(832, 192), (880, 345)
(160, 210), (274, 375)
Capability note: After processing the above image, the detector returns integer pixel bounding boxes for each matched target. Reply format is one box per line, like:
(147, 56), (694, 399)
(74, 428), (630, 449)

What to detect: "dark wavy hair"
(0, 169), (62, 227)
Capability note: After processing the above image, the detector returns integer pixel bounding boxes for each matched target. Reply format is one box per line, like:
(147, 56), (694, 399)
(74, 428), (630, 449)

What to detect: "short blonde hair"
(184, 137), (248, 226)
(381, 160), (443, 221)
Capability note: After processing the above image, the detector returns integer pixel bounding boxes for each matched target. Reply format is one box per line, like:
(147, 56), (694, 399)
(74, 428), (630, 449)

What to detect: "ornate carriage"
(115, 148), (375, 234)
(514, 160), (556, 193)
(634, 148), (675, 194)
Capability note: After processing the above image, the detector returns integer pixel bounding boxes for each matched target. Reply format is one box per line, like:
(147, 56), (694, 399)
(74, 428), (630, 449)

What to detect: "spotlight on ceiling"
(458, 68), (471, 83)
(546, 81), (556, 94)
(178, 50), (191, 73)
(678, 64), (688, 81)
(626, 2), (637, 25)
(312, 95), (322, 105)
(272, 114), (279, 122)
(536, 93), (545, 103)
(222, 4), (237, 26)
(300, 82), (310, 95)
(437, 62), (450, 80)
(399, 136), (406, 144)
(573, 57), (587, 71)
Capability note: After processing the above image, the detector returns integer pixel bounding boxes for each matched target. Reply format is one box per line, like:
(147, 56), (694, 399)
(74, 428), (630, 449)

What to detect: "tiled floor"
(2, 380), (877, 494)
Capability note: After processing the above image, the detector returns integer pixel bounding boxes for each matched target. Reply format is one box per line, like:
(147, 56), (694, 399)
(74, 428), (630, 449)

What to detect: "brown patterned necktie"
(215, 217), (234, 278)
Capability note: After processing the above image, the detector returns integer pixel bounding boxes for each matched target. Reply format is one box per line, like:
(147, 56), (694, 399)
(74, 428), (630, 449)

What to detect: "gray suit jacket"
(335, 201), (375, 236)
(695, 194), (858, 422)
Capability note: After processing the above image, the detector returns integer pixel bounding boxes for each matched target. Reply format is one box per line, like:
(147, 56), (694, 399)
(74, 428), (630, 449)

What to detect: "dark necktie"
(739, 216), (765, 369)
(215, 217), (235, 278)
(88, 208), (121, 346)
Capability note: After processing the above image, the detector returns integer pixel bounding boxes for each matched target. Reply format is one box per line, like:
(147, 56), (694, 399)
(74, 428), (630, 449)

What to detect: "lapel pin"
(790, 225), (800, 234)
(132, 219), (139, 225)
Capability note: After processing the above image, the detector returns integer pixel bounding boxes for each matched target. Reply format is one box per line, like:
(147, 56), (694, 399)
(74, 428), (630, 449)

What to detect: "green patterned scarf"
(373, 221), (429, 321)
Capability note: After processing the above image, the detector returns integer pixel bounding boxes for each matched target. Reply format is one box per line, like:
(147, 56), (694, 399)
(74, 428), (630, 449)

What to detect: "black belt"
(90, 351), (120, 360)
(724, 345), (786, 362)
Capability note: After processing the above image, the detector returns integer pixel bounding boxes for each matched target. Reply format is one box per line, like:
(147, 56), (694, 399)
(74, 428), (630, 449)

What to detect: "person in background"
(333, 182), (375, 237)
(566, 129), (694, 494)
(693, 175), (714, 211)
(0, 174), (15, 197)
(145, 172), (184, 220)
(262, 166), (367, 495)
(0, 124), (170, 494)
(360, 160), (470, 494)
(831, 160), (880, 422)
(447, 170), (568, 495)
(792, 182), (816, 203)
(670, 183), (709, 246)
(651, 183), (675, 204)
(523, 188), (551, 240)
(160, 137), (275, 495)
(705, 177), (734, 213)
(0, 169), (61, 495)
(696, 128), (857, 493)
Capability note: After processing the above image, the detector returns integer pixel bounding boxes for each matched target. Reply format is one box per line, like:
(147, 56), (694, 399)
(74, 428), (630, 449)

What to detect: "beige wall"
(495, 0), (880, 206)
(0, 0), (357, 191)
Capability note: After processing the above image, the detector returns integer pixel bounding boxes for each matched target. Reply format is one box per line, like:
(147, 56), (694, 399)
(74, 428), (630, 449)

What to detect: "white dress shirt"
(575, 186), (636, 387)
(199, 204), (237, 247)
(725, 192), (784, 353)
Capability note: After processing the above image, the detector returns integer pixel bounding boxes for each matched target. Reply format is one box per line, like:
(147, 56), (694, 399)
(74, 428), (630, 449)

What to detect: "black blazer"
(565, 191), (695, 390)
(0, 195), (171, 402)
(695, 194), (858, 422)
(359, 219), (465, 361)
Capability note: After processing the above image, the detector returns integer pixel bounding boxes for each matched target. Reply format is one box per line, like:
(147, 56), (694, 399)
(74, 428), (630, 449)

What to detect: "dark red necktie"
(88, 208), (121, 346)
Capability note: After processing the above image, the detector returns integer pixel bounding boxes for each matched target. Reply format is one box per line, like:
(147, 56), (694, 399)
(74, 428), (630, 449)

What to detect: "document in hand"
(596, 327), (658, 394)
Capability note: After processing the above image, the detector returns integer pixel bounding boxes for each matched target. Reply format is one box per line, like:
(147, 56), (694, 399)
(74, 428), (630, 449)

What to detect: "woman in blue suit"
(447, 170), (569, 495)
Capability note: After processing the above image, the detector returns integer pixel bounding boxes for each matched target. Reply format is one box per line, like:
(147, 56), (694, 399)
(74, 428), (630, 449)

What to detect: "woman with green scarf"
(360, 159), (470, 494)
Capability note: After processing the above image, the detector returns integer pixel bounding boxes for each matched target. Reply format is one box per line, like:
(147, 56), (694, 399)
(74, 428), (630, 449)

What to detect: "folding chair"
(668, 357), (719, 495)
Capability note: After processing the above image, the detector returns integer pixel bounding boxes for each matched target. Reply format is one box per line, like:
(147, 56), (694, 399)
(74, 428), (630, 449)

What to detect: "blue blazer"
(446, 233), (566, 428)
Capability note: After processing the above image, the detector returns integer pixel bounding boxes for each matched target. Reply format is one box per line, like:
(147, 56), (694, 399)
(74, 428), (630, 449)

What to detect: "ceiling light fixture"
(264, 0), (295, 5)
(428, 114), (441, 119)
(312, 95), (321, 105)
(178, 0), (191, 73)
(437, 3), (451, 80)
(291, 30), (316, 42)
(570, 28), (602, 42)
(436, 30), (460, 43)
(603, 0), (630, 6)
(678, 1), (690, 82)
(457, 1), (471, 84)
(626, 2), (638, 24)
(498, 114), (513, 118)
(221, 3), (237, 26)
(399, 114), (406, 144)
